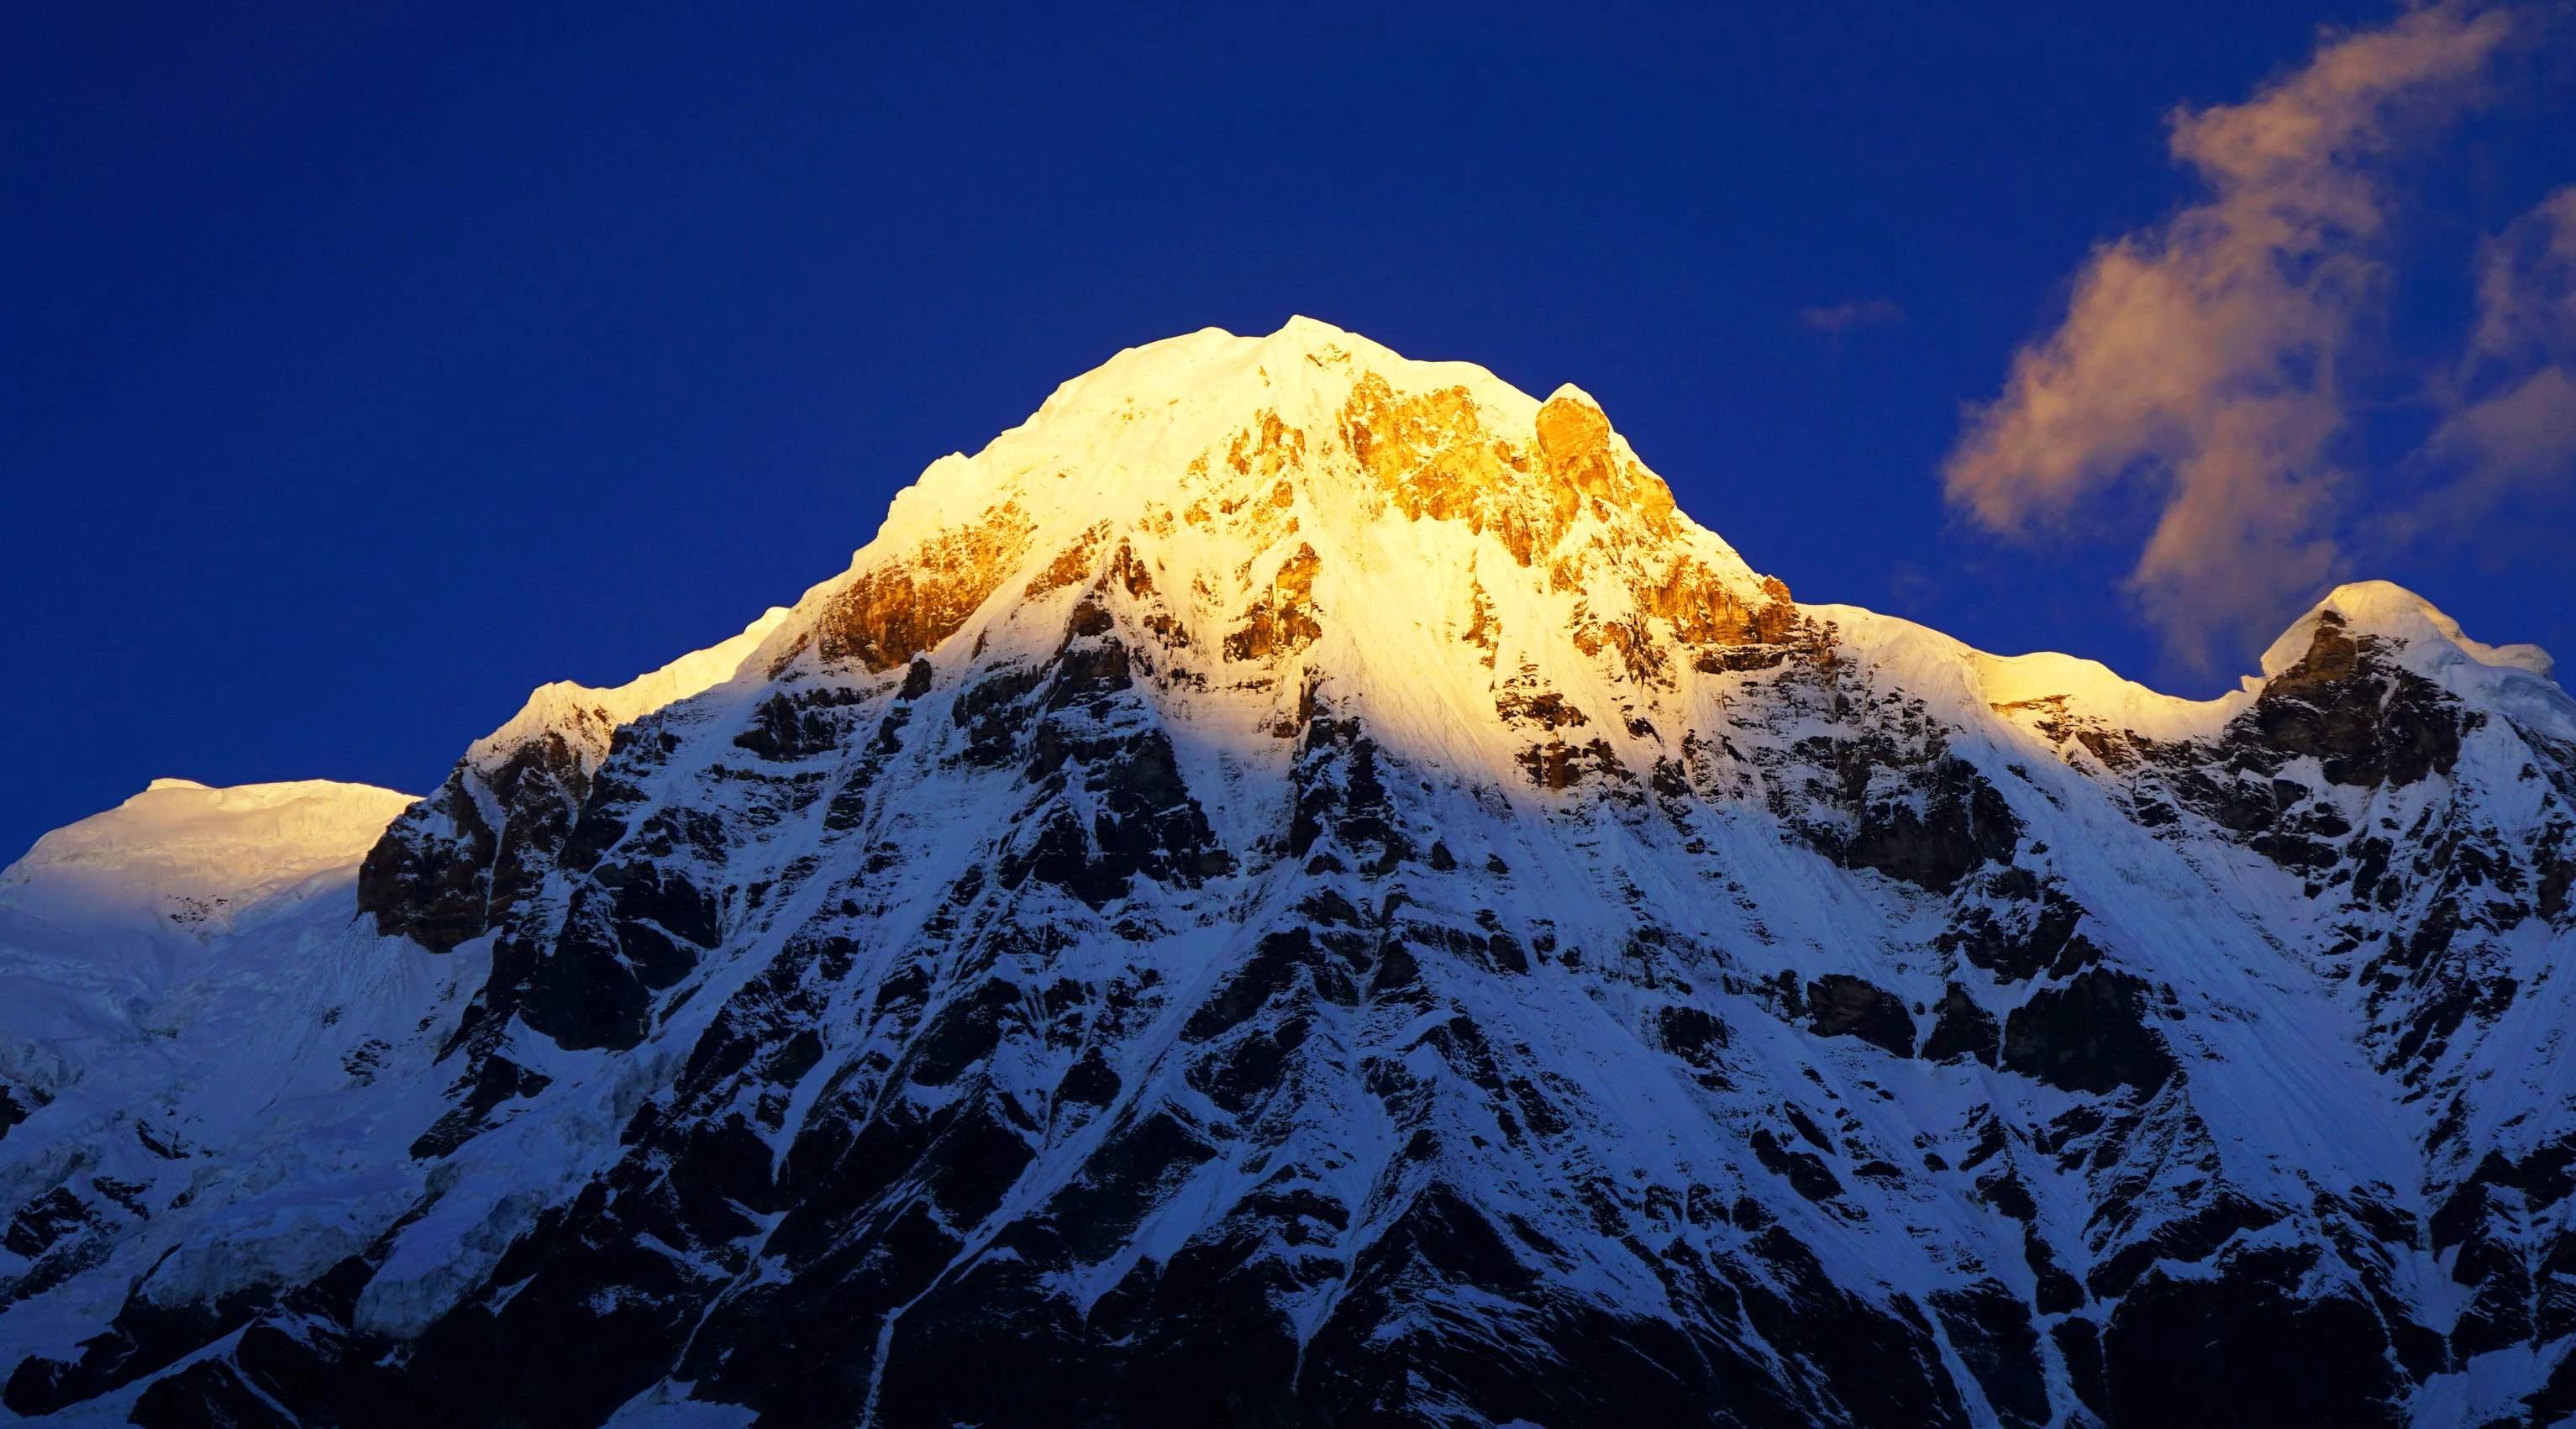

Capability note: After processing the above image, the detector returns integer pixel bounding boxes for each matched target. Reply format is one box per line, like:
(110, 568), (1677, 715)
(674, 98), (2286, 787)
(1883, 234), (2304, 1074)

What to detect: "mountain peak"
(765, 322), (1784, 733)
(2262, 578), (2555, 681)
(1270, 312), (1358, 344)
(2, 777), (415, 927)
(13, 327), (2576, 1428)
(870, 323), (1710, 548)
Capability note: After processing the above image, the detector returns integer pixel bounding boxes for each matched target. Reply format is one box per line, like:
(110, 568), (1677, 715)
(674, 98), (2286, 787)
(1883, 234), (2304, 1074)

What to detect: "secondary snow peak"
(2261, 579), (2556, 681)
(2, 777), (415, 928)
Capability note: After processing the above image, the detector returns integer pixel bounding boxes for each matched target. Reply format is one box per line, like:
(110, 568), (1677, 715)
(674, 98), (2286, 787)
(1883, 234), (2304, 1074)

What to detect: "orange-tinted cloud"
(1943, 3), (2520, 667)
(2410, 187), (2576, 533)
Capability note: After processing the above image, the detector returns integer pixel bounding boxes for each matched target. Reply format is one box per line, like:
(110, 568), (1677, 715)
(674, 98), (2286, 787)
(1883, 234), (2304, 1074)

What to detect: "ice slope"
(4, 319), (2574, 1428)
(0, 780), (434, 1410)
(0, 779), (419, 1075)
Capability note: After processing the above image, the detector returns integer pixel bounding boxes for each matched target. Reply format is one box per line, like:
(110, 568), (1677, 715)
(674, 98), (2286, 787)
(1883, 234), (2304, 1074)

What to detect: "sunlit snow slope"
(6, 319), (2576, 1429)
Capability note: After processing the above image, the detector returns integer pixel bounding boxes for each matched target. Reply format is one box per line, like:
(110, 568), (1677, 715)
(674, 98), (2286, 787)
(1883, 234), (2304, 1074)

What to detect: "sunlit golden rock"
(816, 502), (1035, 670)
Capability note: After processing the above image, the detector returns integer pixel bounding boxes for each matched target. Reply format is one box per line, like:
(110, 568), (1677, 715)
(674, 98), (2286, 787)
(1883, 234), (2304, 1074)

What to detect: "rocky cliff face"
(6, 319), (2576, 1428)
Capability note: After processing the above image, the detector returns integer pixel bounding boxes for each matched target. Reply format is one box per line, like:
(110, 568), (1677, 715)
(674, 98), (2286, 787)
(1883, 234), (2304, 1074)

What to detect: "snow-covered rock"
(6, 319), (2575, 1428)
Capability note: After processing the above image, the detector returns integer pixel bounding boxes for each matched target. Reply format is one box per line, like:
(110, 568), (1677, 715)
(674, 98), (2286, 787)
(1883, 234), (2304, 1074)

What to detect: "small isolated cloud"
(1797, 298), (1905, 336)
(1941, 1), (2523, 668)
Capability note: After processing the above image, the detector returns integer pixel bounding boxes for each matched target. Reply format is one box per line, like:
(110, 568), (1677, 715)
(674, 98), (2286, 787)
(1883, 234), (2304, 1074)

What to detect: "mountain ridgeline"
(5, 320), (2576, 1427)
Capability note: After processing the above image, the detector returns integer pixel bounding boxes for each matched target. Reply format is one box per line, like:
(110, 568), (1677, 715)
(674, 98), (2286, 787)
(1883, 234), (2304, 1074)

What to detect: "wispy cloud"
(2407, 186), (2576, 535)
(1797, 297), (1905, 337)
(1942, 2), (2524, 667)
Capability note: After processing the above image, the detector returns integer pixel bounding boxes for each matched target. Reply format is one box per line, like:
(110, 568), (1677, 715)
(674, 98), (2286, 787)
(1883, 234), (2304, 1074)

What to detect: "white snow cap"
(2261, 581), (2554, 680)
(0, 778), (418, 922)
(864, 315), (1573, 544)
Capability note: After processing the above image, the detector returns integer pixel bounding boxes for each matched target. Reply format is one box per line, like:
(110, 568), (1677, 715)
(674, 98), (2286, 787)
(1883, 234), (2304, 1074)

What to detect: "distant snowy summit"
(3, 777), (415, 933)
(7, 319), (2576, 1429)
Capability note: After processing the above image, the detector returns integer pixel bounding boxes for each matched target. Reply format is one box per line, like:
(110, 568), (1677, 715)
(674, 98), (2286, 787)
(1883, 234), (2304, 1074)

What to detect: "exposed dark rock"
(1806, 973), (1916, 1057)
(2053, 1317), (2109, 1419)
(1734, 1226), (1971, 1425)
(1749, 1127), (1845, 1203)
(1517, 734), (1632, 791)
(999, 721), (1230, 907)
(2248, 612), (2463, 788)
(355, 769), (501, 952)
(1654, 1003), (1731, 1086)
(2104, 1247), (2407, 1428)
(952, 662), (1045, 765)
(1930, 1281), (2049, 1428)
(4, 1285), (269, 1418)
(2430, 1140), (2576, 1358)
(130, 1354), (297, 1429)
(407, 1055), (554, 1160)
(1921, 982), (1999, 1064)
(1782, 724), (2022, 894)
(1942, 885), (2086, 984)
(1839, 754), (2020, 893)
(2, 1186), (97, 1263)
(2000, 967), (2174, 1095)
(733, 686), (863, 761)
(2086, 1192), (2283, 1301)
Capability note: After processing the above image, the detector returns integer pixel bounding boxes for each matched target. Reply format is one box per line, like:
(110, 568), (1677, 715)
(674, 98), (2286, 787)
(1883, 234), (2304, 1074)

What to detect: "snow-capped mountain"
(6, 318), (2574, 1427)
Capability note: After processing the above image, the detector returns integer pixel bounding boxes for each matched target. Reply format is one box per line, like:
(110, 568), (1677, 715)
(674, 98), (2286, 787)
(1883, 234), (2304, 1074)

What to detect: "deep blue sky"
(6, 2), (2570, 859)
